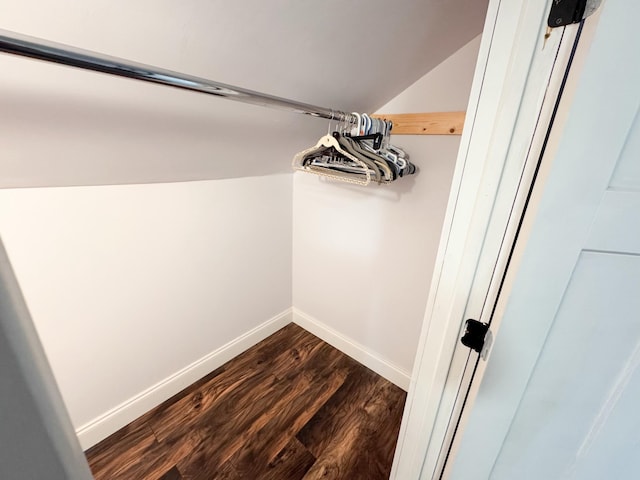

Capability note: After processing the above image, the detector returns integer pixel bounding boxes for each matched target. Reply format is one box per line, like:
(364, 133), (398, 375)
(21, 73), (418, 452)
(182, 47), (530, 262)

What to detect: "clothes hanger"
(358, 118), (416, 177)
(343, 116), (398, 178)
(337, 133), (394, 183)
(350, 112), (362, 137)
(293, 113), (416, 185)
(333, 132), (382, 183)
(349, 117), (403, 181)
(292, 134), (372, 186)
(326, 115), (386, 181)
(361, 113), (372, 135)
(332, 133), (384, 183)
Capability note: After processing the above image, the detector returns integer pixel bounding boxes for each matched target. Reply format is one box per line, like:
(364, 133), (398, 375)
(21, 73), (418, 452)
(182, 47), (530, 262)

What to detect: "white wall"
(0, 174), (292, 448)
(292, 36), (482, 384)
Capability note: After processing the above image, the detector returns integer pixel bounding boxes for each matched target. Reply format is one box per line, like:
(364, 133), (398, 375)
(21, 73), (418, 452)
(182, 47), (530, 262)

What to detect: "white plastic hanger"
(292, 134), (372, 186)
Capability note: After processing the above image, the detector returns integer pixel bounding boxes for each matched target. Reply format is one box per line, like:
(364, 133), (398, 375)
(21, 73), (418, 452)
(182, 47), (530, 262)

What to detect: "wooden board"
(372, 111), (465, 135)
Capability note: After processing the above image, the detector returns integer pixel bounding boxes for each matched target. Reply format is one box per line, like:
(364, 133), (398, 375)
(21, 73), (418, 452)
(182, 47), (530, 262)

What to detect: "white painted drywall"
(0, 0), (487, 187)
(0, 174), (292, 444)
(292, 36), (482, 375)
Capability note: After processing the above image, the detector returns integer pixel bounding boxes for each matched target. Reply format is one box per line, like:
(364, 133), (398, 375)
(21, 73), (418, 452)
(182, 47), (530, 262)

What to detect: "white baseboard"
(292, 308), (410, 391)
(77, 307), (409, 449)
(76, 308), (293, 450)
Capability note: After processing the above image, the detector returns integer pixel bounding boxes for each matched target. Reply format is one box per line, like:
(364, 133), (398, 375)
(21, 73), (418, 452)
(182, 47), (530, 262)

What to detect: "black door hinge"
(460, 319), (492, 359)
(548, 0), (602, 28)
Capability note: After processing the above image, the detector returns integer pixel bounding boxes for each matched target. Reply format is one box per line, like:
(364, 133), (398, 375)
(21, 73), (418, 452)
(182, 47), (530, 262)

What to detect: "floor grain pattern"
(86, 323), (406, 479)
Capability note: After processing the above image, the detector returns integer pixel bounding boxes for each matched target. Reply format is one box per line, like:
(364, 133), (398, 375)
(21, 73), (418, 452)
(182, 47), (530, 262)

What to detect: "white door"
(448, 0), (640, 477)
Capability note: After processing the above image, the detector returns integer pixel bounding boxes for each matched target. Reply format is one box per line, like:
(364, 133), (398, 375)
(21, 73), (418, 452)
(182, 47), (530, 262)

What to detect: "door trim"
(436, 17), (589, 478)
(0, 240), (94, 478)
(443, 0), (635, 475)
(391, 1), (584, 478)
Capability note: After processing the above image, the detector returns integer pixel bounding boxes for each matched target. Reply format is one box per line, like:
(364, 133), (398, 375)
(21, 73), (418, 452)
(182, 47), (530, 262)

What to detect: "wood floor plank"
(301, 378), (406, 480)
(150, 429), (207, 480)
(158, 466), (182, 480)
(143, 323), (308, 428)
(178, 341), (346, 478)
(87, 423), (159, 479)
(179, 460), (240, 480)
(346, 380), (406, 479)
(180, 334), (326, 445)
(296, 362), (380, 458)
(228, 354), (349, 478)
(88, 400), (213, 480)
(147, 325), (321, 443)
(85, 413), (151, 474)
(85, 324), (406, 480)
(251, 437), (316, 480)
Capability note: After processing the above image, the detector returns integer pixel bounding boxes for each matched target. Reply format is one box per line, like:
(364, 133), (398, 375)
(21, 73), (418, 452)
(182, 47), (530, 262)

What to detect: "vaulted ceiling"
(0, 0), (488, 186)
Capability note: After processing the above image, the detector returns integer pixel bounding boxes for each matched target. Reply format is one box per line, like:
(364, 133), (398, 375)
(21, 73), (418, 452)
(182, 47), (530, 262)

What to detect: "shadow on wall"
(0, 67), (331, 188)
(292, 134), (462, 373)
(0, 0), (487, 188)
(311, 169), (419, 201)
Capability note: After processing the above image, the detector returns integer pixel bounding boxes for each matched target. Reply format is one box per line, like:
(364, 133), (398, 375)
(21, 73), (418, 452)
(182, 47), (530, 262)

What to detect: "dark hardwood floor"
(85, 324), (406, 479)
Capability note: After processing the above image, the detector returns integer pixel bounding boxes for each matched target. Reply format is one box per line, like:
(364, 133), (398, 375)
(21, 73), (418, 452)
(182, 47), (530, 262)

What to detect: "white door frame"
(391, 1), (588, 478)
(442, 0), (636, 473)
(0, 239), (94, 479)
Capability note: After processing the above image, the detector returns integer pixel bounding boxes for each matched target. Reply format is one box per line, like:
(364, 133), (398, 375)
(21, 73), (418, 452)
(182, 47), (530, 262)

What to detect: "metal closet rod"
(0, 28), (356, 123)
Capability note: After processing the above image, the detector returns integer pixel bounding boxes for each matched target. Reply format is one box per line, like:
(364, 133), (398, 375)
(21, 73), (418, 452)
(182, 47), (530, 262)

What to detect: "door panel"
(449, 0), (640, 477)
(587, 190), (640, 252)
(609, 112), (640, 190)
(492, 253), (640, 479)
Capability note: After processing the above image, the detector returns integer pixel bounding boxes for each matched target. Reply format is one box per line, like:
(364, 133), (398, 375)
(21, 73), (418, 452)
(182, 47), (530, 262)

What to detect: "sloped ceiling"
(0, 0), (488, 187)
